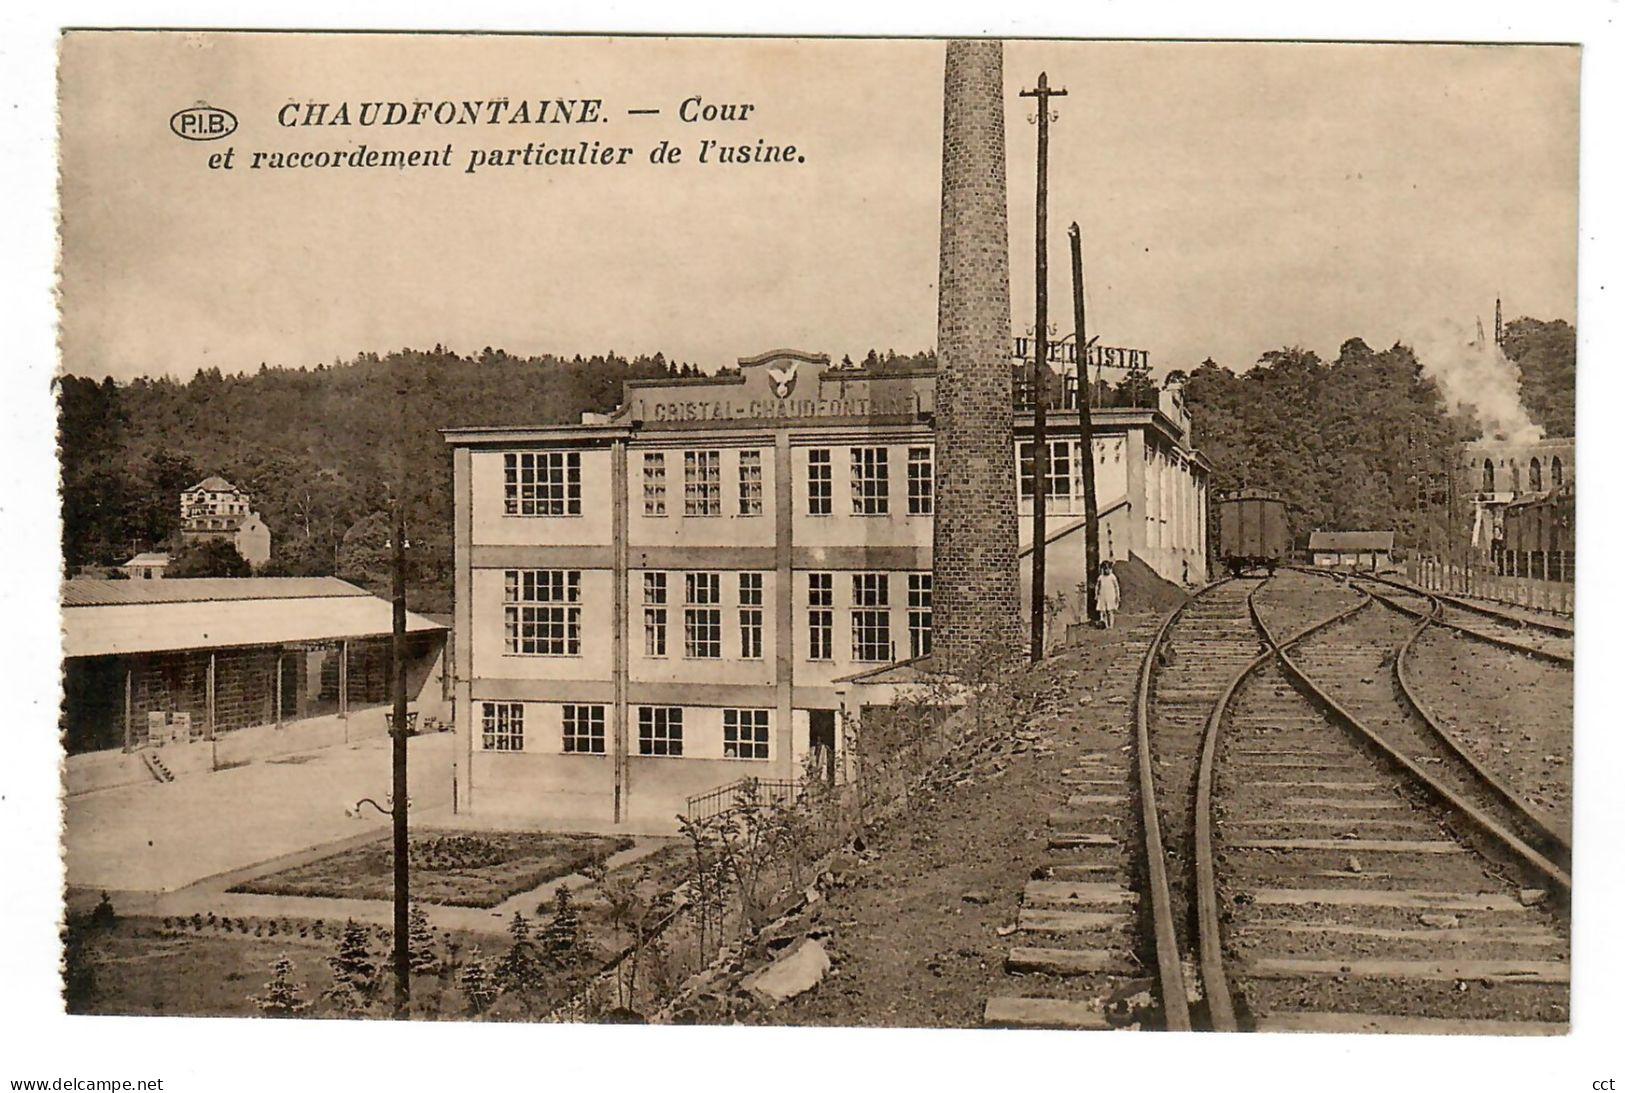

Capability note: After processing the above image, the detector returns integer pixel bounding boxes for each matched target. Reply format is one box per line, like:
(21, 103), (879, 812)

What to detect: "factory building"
(442, 352), (1210, 829)
(1460, 436), (1575, 559)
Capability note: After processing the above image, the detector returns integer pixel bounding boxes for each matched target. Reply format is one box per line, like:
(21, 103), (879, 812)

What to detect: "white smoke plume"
(1408, 318), (1544, 444)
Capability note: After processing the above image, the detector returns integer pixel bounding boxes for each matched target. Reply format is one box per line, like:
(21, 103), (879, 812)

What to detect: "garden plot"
(230, 831), (634, 907)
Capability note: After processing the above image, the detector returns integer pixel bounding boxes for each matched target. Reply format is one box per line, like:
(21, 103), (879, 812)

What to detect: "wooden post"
(123, 665), (133, 752)
(1021, 71), (1065, 663)
(207, 651), (218, 771)
(339, 638), (349, 741)
(274, 651), (283, 729)
(389, 366), (411, 1019)
(1069, 223), (1100, 623)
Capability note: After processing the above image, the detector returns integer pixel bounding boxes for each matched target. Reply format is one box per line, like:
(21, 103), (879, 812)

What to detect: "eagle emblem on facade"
(767, 361), (799, 399)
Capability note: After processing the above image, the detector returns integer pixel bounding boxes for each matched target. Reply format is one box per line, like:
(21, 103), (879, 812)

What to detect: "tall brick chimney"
(932, 38), (1021, 668)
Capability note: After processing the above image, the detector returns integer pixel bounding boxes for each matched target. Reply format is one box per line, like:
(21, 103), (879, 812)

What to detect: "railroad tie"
(1007, 947), (1139, 976)
(982, 996), (1112, 1030)
(1047, 832), (1118, 850)
(1243, 956), (1568, 984)
(1253, 1012), (1567, 1036)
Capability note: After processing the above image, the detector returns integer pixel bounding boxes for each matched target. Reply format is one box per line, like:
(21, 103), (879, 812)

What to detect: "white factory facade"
(443, 350), (1210, 829)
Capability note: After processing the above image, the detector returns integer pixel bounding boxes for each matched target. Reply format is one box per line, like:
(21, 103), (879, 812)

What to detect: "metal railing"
(683, 776), (802, 823)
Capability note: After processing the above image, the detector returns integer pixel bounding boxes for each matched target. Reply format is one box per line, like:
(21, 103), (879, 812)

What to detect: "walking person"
(1096, 560), (1121, 630)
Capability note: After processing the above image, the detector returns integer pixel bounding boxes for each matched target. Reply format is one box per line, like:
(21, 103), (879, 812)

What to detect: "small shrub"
(408, 905), (439, 974)
(251, 954), (310, 1016)
(61, 923), (96, 1011)
(326, 919), (379, 1006)
(541, 885), (583, 968)
(459, 948), (497, 1015)
(495, 913), (548, 1011)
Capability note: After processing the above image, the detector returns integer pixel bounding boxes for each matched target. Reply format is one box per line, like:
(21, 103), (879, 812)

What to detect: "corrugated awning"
(63, 590), (446, 659)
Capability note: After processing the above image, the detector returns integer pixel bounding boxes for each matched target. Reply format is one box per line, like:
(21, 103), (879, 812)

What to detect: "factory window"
(643, 572), (668, 657)
(643, 453), (667, 516)
(1018, 440), (1075, 502)
(1482, 459), (1495, 493)
(1551, 456), (1564, 487)
(807, 449), (832, 515)
(723, 708), (771, 760)
(684, 572), (722, 658)
(1529, 457), (1543, 492)
(481, 701), (524, 752)
(808, 573), (834, 660)
(738, 573), (764, 659)
(907, 573), (933, 659)
(738, 450), (764, 516)
(907, 446), (934, 515)
(637, 706), (683, 756)
(503, 451), (581, 516)
(851, 573), (892, 663)
(562, 704), (606, 755)
(503, 570), (581, 656)
(850, 447), (890, 515)
(684, 451), (723, 516)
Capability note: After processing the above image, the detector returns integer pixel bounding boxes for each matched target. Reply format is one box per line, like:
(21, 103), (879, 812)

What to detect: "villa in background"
(441, 350), (1211, 830)
(180, 475), (273, 566)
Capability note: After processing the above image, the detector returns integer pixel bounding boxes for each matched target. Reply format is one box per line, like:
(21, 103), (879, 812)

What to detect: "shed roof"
(63, 577), (367, 607)
(61, 578), (445, 658)
(1308, 530), (1396, 552)
(121, 552), (172, 567)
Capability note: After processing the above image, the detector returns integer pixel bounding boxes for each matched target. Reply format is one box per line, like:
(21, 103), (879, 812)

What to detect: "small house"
(1309, 530), (1395, 570)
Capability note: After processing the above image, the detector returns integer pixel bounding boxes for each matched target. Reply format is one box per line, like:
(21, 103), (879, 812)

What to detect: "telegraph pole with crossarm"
(1021, 71), (1066, 663)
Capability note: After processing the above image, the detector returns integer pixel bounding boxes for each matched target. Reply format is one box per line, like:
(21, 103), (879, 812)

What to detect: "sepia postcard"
(9, 13), (1616, 1090)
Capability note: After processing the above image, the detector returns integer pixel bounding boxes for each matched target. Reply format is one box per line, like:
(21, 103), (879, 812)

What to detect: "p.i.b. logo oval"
(170, 105), (237, 141)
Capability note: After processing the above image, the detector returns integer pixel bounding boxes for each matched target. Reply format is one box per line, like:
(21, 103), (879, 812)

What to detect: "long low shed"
(61, 577), (449, 792)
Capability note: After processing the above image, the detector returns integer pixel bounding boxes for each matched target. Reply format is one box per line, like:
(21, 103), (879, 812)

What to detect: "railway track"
(1358, 574), (1573, 666)
(1135, 570), (1570, 1033)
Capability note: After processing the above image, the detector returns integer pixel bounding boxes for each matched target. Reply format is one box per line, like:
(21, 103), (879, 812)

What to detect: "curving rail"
(1133, 588), (1203, 1032)
(1354, 575), (1572, 668)
(1142, 571), (1571, 1032)
(1379, 584), (1573, 860)
(1256, 580), (1571, 894)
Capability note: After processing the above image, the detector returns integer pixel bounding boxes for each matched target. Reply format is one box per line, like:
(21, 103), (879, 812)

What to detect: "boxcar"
(1499, 484), (1575, 581)
(1216, 488), (1292, 576)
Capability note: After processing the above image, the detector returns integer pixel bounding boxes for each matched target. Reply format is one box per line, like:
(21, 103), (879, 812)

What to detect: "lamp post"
(388, 367), (411, 1019)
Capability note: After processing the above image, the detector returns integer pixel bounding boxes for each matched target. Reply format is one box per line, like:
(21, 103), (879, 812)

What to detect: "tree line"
(58, 320), (1573, 605)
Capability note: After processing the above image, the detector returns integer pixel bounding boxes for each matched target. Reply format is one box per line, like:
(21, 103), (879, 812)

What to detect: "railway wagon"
(1216, 488), (1292, 576)
(1499, 484), (1575, 581)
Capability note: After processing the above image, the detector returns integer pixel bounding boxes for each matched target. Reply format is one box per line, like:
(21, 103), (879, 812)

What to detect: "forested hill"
(1181, 318), (1575, 549)
(58, 322), (1571, 606)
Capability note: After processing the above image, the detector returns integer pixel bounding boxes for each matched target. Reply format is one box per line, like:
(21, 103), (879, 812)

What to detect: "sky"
(57, 33), (1579, 382)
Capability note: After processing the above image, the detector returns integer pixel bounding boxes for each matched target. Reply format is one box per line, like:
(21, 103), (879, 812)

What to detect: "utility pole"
(390, 365), (411, 1019)
(1021, 71), (1066, 663)
(1069, 222), (1100, 623)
